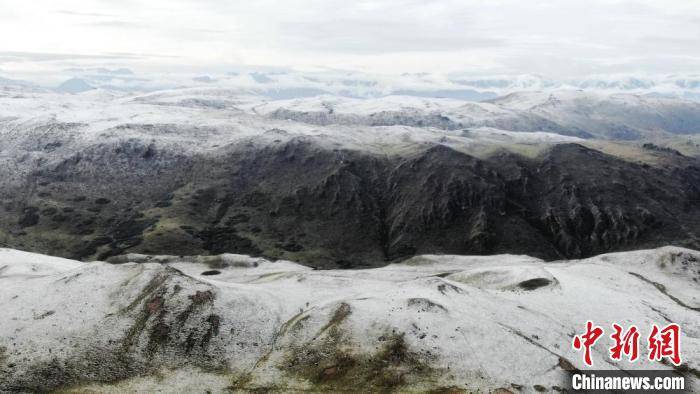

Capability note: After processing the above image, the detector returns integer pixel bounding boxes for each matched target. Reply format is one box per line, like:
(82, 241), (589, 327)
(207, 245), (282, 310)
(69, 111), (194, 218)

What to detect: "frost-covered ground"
(1, 246), (698, 392)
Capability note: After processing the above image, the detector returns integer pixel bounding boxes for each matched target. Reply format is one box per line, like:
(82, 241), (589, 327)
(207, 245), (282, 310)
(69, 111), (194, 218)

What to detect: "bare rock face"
(501, 144), (696, 259)
(385, 144), (507, 259)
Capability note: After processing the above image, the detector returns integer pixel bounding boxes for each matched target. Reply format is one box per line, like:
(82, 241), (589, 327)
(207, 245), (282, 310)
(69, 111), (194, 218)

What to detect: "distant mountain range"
(4, 69), (700, 101)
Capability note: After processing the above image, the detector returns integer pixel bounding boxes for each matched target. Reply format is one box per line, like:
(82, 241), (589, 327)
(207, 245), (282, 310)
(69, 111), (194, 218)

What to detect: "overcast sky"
(1, 0), (699, 78)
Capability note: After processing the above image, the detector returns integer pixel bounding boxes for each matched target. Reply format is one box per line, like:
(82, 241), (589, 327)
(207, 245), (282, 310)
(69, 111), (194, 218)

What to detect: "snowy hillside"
(0, 87), (573, 151)
(0, 87), (596, 173)
(0, 247), (698, 392)
(2, 87), (699, 150)
(250, 90), (700, 139)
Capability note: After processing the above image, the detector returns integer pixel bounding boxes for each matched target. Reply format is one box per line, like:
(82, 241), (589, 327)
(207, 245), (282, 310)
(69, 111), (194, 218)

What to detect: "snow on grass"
(0, 248), (82, 276)
(1, 247), (699, 391)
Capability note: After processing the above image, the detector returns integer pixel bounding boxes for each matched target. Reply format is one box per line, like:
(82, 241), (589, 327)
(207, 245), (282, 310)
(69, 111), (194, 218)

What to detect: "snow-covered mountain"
(3, 86), (697, 142)
(249, 91), (700, 139)
(55, 78), (95, 94)
(1, 246), (698, 392)
(2, 86), (700, 266)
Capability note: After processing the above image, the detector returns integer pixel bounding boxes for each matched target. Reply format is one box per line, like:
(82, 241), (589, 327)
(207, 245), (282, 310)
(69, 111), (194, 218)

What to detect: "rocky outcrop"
(504, 144), (694, 258)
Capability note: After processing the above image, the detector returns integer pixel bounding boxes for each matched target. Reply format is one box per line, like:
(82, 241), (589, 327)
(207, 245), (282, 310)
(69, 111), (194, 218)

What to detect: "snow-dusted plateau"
(1, 84), (700, 392)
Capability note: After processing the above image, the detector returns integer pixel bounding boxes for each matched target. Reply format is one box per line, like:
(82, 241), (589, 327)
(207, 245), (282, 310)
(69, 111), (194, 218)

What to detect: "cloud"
(103, 52), (182, 59)
(55, 10), (117, 17)
(280, 19), (506, 54)
(80, 20), (147, 29)
(638, 36), (700, 50)
(0, 0), (698, 77)
(0, 51), (144, 62)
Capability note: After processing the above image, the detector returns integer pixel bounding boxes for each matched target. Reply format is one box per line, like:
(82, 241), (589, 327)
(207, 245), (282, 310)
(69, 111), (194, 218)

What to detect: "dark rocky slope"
(2, 140), (700, 268)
